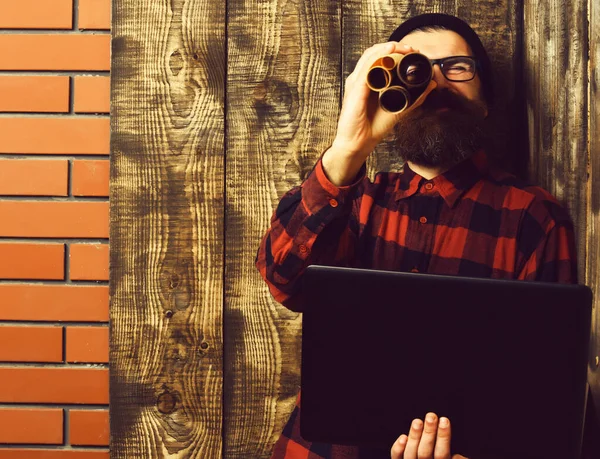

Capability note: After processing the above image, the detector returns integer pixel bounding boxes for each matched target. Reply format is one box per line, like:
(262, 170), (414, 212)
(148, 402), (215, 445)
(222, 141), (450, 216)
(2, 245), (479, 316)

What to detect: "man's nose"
(431, 64), (450, 89)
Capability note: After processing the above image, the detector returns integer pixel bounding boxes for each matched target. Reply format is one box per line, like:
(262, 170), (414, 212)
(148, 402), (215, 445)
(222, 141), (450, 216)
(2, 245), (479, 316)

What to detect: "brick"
(0, 0), (73, 29)
(0, 450), (109, 459)
(72, 160), (109, 196)
(0, 243), (64, 280)
(0, 284), (108, 322)
(67, 327), (108, 363)
(0, 159), (68, 196)
(0, 201), (108, 238)
(0, 118), (109, 155)
(0, 368), (109, 404)
(79, 0), (111, 30)
(74, 76), (110, 113)
(0, 408), (63, 444)
(0, 35), (110, 71)
(0, 326), (62, 362)
(69, 410), (109, 445)
(70, 244), (109, 281)
(0, 76), (70, 112)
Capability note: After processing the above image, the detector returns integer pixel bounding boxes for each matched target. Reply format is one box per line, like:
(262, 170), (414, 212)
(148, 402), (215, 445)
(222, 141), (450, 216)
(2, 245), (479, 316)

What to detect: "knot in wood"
(252, 79), (299, 127)
(200, 342), (209, 350)
(157, 392), (178, 414)
(252, 79), (294, 106)
(169, 50), (184, 76)
(253, 82), (268, 101)
(169, 274), (180, 289)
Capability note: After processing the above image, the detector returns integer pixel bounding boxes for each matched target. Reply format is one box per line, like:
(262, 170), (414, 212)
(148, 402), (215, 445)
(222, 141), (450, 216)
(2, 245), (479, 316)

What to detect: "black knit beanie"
(388, 13), (494, 105)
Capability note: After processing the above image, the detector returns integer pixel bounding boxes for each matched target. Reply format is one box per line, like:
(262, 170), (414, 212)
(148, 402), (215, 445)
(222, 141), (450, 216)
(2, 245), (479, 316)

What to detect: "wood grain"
(110, 0), (225, 457)
(523, 0), (588, 277)
(224, 0), (341, 457)
(586, 0), (600, 433)
(342, 0), (521, 179)
(524, 0), (600, 441)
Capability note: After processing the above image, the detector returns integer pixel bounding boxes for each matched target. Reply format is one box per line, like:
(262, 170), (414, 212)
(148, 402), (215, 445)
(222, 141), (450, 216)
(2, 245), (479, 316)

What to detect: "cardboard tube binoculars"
(366, 52), (433, 113)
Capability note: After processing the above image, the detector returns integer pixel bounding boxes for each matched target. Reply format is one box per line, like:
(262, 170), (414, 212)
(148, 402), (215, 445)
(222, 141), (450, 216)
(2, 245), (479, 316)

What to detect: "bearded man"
(256, 13), (578, 459)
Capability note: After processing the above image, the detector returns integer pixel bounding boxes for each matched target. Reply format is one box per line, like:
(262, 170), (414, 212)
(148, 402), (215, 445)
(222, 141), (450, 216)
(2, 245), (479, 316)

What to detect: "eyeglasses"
(406, 56), (478, 83)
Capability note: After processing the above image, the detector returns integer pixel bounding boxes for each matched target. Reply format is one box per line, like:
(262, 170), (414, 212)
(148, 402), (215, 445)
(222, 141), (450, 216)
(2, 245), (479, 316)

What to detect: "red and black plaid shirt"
(256, 149), (577, 459)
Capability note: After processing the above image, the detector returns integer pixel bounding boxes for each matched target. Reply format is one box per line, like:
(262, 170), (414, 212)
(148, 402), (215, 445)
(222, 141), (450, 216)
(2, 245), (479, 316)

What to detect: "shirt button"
(411, 268), (419, 273)
(329, 198), (338, 208)
(298, 244), (309, 254)
(425, 182), (434, 191)
(419, 216), (427, 224)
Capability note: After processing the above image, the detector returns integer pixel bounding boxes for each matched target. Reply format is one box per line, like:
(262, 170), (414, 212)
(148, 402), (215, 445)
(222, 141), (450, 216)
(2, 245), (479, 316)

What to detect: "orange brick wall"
(0, 0), (110, 457)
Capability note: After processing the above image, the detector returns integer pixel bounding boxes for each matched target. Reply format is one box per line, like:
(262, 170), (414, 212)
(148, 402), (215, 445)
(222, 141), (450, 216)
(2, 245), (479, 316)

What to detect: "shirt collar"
(394, 149), (489, 208)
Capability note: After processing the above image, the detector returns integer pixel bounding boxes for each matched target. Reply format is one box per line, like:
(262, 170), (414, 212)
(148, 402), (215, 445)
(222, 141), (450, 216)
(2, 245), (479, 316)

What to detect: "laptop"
(300, 265), (592, 459)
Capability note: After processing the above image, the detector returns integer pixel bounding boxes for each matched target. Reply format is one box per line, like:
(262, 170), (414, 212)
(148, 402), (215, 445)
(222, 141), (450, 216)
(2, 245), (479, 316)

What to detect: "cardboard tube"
(366, 66), (391, 91)
(396, 53), (433, 88)
(379, 86), (411, 113)
(368, 52), (432, 92)
(366, 53), (404, 91)
(411, 79), (438, 108)
(380, 53), (403, 70)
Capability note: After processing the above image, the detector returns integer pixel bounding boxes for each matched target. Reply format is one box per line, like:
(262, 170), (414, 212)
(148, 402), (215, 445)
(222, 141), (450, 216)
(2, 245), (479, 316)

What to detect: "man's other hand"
(390, 413), (468, 459)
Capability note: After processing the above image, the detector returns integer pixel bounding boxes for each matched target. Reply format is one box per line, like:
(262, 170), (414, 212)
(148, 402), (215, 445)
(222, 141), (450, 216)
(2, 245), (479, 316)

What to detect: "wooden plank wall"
(110, 0), (225, 456)
(224, 0), (341, 456)
(111, 0), (598, 457)
(523, 0), (599, 429)
(524, 0), (589, 278)
(586, 0), (600, 431)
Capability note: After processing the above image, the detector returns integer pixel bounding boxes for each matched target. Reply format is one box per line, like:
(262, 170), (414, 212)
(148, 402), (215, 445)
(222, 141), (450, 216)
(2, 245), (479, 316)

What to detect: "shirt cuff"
(301, 158), (366, 215)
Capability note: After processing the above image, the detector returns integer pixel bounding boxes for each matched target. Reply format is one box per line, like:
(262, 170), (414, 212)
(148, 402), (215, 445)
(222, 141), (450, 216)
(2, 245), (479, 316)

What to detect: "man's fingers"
(417, 413), (438, 458)
(433, 417), (452, 459)
(393, 44), (420, 55)
(390, 434), (408, 459)
(403, 418), (424, 458)
(390, 415), (457, 459)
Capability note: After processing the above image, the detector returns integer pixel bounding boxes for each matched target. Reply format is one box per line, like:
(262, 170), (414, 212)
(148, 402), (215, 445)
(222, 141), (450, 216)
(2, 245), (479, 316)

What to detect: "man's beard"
(393, 88), (488, 170)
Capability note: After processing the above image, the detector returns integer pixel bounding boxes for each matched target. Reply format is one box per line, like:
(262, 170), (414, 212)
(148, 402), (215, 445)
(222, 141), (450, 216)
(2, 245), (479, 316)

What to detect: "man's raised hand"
(322, 42), (436, 186)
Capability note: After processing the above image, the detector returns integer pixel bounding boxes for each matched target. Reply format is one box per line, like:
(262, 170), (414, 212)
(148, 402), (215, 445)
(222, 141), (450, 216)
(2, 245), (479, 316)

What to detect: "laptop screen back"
(300, 265), (592, 459)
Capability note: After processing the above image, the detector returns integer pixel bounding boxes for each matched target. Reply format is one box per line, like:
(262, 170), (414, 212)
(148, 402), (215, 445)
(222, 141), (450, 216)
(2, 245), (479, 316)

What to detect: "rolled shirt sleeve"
(256, 158), (366, 309)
